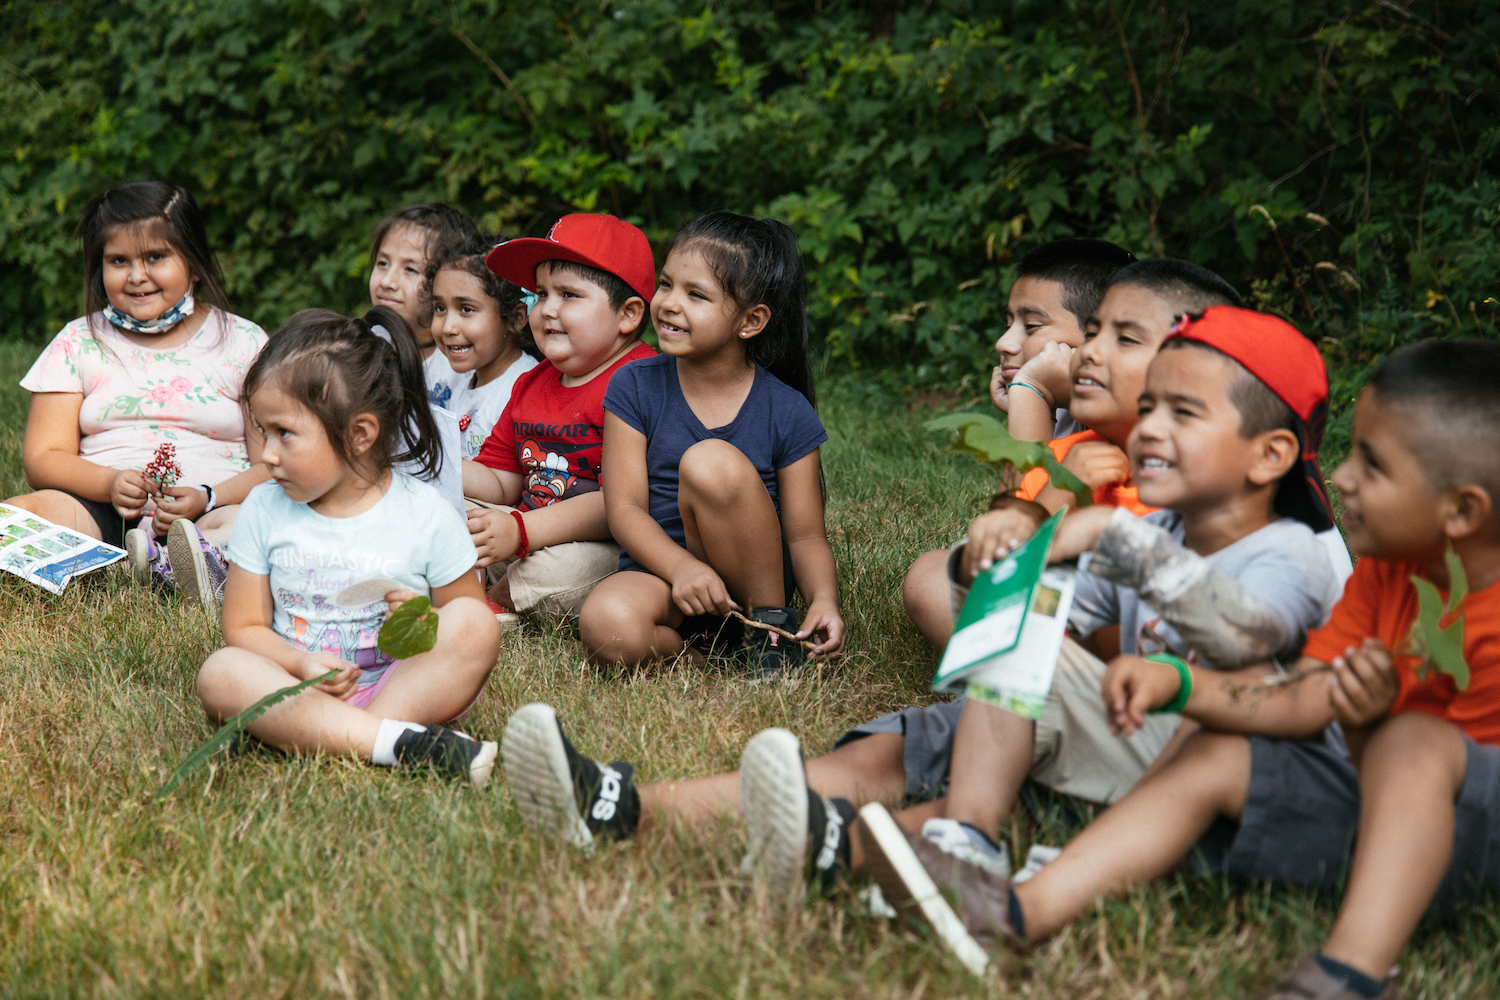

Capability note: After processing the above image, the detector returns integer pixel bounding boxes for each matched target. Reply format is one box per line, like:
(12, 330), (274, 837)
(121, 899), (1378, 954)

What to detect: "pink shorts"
(344, 662), (481, 723)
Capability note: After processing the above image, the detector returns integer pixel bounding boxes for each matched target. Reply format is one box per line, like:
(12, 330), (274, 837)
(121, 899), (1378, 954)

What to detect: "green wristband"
(1144, 653), (1192, 714)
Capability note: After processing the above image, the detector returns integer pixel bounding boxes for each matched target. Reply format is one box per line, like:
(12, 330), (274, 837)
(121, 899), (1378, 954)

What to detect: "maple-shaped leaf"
(1408, 549), (1469, 691)
(379, 596), (440, 659)
(926, 412), (1092, 507)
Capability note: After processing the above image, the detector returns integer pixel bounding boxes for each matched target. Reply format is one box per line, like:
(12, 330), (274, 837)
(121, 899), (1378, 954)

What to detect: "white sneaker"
(920, 818), (1012, 878)
(738, 728), (810, 908)
(1012, 843), (1060, 884)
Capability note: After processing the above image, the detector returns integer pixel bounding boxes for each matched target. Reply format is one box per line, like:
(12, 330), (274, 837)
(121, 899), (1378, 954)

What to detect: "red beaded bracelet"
(509, 509), (530, 559)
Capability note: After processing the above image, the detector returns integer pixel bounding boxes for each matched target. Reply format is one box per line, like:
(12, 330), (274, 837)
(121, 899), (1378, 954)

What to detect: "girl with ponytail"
(577, 212), (845, 675)
(194, 306), (501, 785)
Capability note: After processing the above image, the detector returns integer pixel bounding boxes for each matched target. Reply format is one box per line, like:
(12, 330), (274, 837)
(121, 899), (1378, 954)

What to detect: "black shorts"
(1190, 726), (1500, 919)
(66, 492), (141, 548)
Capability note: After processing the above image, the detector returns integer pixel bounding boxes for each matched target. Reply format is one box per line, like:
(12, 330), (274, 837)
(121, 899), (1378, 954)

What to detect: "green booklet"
(933, 509), (1077, 720)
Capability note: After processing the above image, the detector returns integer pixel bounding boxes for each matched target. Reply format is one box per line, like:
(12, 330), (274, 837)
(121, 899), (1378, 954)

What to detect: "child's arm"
(1006, 342), (1076, 442)
(1104, 652), (1337, 741)
(22, 392), (150, 517)
(602, 412), (734, 615)
(462, 460), (522, 504)
(220, 564), (359, 698)
(465, 493), (610, 567)
(776, 449), (845, 657)
(150, 418), (272, 531)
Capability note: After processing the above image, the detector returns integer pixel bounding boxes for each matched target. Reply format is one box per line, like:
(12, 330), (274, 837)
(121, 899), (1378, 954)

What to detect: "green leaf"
(1408, 549), (1469, 691)
(378, 596), (440, 660)
(157, 669), (340, 800)
(925, 412), (1091, 507)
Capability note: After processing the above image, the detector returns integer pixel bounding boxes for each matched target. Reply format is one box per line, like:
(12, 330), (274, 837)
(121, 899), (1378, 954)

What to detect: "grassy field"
(0, 339), (1495, 998)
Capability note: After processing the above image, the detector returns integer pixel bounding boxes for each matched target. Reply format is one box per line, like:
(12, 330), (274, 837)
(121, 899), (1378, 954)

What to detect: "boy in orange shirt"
(863, 338), (1500, 998)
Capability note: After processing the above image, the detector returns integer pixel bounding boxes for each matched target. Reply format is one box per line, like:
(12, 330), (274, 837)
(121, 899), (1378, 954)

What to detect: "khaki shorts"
(466, 497), (619, 617)
(948, 539), (1179, 805)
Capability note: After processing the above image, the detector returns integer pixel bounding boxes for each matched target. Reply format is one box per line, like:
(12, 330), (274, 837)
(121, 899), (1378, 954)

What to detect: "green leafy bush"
(3, 0), (1496, 395)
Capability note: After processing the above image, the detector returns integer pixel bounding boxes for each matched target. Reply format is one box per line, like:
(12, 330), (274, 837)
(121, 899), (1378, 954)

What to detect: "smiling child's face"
(431, 266), (517, 383)
(1069, 282), (1183, 445)
(101, 224), (196, 326)
(1129, 345), (1294, 517)
(530, 262), (641, 379)
(369, 224), (433, 343)
(1330, 388), (1448, 563)
(651, 247), (754, 361)
(992, 276), (1084, 384)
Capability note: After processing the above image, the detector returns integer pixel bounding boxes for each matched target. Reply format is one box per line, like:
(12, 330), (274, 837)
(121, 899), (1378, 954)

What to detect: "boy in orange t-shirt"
(872, 338), (1500, 998)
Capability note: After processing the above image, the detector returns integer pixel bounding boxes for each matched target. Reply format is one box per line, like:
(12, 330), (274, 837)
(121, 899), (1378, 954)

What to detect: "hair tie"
(369, 323), (394, 345)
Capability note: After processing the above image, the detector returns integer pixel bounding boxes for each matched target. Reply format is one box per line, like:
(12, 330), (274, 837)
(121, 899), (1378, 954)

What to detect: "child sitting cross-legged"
(195, 307), (502, 786)
(463, 215), (658, 622)
(7, 180), (269, 607)
(862, 338), (1500, 1000)
(423, 233), (539, 461)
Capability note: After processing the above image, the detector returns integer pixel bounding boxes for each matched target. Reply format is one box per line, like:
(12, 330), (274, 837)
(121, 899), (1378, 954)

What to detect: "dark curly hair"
(425, 234), (538, 359)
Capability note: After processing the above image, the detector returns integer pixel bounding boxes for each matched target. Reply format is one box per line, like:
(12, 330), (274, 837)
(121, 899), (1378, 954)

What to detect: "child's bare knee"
(439, 596), (502, 657)
(1364, 712), (1467, 783)
(679, 439), (756, 499)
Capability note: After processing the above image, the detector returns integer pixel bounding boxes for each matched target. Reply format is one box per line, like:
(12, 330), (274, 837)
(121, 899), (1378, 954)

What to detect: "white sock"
(371, 719), (427, 766)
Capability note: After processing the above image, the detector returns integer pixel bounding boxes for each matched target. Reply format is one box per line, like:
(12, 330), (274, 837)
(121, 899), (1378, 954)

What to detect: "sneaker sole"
(495, 612), (522, 632)
(125, 528), (151, 584)
(167, 519), (214, 610)
(857, 803), (990, 977)
(738, 727), (809, 908)
(501, 703), (594, 852)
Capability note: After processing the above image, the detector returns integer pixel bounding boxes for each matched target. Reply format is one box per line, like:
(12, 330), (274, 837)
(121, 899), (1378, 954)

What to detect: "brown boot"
(1254, 955), (1400, 1000)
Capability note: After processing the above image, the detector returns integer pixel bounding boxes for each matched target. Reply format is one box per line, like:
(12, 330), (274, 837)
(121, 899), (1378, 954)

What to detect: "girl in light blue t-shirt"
(196, 306), (502, 786)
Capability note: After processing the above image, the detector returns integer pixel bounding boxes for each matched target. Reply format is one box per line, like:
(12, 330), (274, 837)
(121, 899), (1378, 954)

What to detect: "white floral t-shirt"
(424, 351), (538, 459)
(21, 310), (266, 507)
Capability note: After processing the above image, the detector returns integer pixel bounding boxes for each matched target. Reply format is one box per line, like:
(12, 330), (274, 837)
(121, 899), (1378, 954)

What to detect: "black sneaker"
(501, 703), (640, 852)
(741, 607), (803, 678)
(738, 727), (854, 907)
(392, 724), (499, 788)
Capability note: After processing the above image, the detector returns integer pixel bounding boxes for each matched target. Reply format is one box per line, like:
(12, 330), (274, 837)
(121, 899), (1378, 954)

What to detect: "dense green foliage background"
(3, 0), (1497, 386)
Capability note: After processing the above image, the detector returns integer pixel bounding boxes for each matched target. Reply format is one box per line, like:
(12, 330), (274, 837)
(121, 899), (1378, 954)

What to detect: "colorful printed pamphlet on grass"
(933, 509), (1077, 720)
(0, 503), (127, 594)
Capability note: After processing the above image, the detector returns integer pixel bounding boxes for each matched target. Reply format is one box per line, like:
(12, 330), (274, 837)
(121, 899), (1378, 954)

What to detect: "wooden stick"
(1220, 663), (1334, 701)
(727, 609), (820, 653)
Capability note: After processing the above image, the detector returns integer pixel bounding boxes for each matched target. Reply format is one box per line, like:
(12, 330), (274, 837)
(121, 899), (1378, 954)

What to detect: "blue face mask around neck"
(103, 290), (196, 335)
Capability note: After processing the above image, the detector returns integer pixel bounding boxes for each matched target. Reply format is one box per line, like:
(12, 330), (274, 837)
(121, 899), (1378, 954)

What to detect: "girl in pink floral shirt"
(6, 181), (267, 607)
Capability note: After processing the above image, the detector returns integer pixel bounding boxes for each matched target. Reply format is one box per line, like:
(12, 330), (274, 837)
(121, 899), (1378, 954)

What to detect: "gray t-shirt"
(1067, 511), (1340, 665)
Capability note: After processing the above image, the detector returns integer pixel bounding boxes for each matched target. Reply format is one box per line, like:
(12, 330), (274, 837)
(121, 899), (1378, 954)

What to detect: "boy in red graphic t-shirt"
(465, 215), (656, 620)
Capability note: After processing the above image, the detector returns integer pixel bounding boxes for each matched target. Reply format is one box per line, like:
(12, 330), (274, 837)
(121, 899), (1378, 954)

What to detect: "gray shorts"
(1191, 729), (1500, 919)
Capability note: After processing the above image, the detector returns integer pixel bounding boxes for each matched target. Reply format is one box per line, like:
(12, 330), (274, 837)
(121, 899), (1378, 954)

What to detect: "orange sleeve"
(1302, 558), (1396, 665)
(1015, 432), (1091, 502)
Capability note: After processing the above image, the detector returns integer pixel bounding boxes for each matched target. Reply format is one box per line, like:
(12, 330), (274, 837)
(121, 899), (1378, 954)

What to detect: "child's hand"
(798, 599), (846, 658)
(466, 508), (519, 567)
(989, 365), (1011, 413)
(670, 559), (736, 618)
(110, 468), (150, 518)
(150, 485), (210, 534)
(1103, 655), (1185, 736)
(1061, 440), (1131, 490)
(296, 652), (359, 699)
(960, 506), (1046, 582)
(382, 588), (422, 617)
(1329, 638), (1400, 730)
(1017, 343), (1075, 407)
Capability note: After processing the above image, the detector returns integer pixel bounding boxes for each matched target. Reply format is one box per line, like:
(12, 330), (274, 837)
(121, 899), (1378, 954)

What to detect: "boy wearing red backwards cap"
(465, 215), (657, 619)
(863, 337), (1500, 1000)
(858, 307), (1345, 942)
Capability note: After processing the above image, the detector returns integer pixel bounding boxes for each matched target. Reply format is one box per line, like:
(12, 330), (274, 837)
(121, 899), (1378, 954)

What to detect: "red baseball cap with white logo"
(485, 214), (655, 302)
(1164, 305), (1335, 532)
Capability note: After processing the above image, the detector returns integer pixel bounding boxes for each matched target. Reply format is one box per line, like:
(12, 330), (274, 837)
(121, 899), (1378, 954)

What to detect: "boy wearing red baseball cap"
(859, 336), (1500, 1000)
(465, 214), (658, 619)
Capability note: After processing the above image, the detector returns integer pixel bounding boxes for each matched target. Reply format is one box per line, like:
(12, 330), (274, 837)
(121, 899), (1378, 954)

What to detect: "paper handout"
(933, 509), (1077, 720)
(0, 503), (128, 594)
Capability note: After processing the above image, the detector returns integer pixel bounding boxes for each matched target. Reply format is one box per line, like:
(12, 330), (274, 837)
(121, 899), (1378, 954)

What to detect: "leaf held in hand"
(379, 596), (440, 659)
(1407, 549), (1469, 691)
(925, 412), (1091, 507)
(158, 668), (340, 799)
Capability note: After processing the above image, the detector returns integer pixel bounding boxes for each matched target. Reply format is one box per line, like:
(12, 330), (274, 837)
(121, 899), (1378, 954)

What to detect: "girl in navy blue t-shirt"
(583, 212), (846, 675)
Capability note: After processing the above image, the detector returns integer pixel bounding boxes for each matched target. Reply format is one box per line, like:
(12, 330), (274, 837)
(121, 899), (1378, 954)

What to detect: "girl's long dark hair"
(77, 180), (230, 337)
(663, 212), (816, 407)
(242, 306), (442, 483)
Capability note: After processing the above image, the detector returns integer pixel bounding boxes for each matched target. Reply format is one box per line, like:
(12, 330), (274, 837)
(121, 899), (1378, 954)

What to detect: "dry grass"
(0, 342), (1494, 998)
